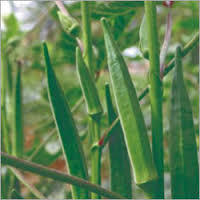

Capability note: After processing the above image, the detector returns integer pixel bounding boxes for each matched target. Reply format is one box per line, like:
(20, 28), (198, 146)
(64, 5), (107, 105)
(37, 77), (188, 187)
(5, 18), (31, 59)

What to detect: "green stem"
(164, 32), (199, 76)
(1, 152), (124, 199)
(145, 2), (164, 198)
(89, 118), (102, 199)
(81, 1), (93, 75)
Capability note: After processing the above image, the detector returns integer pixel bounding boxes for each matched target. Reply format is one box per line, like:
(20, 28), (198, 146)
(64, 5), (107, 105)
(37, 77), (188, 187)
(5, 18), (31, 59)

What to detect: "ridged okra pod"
(169, 46), (199, 199)
(105, 84), (132, 198)
(43, 42), (90, 199)
(101, 18), (158, 198)
(13, 65), (24, 158)
(76, 47), (103, 199)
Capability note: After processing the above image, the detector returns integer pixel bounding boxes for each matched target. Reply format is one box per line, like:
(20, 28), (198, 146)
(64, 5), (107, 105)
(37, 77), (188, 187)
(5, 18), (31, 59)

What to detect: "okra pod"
(101, 18), (158, 198)
(43, 42), (90, 199)
(13, 64), (23, 158)
(76, 47), (103, 120)
(105, 83), (132, 198)
(169, 46), (199, 199)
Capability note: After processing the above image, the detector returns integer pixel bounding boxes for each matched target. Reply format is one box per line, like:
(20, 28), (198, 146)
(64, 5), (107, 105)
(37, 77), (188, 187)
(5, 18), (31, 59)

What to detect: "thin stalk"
(89, 118), (102, 199)
(98, 32), (199, 149)
(1, 152), (124, 199)
(81, 1), (93, 75)
(10, 167), (45, 199)
(160, 8), (172, 78)
(76, 47), (102, 199)
(28, 128), (56, 161)
(145, 2), (164, 198)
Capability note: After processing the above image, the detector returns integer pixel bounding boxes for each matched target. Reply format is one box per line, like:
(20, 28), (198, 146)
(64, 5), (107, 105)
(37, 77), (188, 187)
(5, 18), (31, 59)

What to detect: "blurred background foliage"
(1, 1), (199, 199)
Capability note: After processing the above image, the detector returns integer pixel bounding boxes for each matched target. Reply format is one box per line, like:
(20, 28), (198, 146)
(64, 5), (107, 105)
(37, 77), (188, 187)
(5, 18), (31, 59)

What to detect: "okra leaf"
(43, 42), (90, 199)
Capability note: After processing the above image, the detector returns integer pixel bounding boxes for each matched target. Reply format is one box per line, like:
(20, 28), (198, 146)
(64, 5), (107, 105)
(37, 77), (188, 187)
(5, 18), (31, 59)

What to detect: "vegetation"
(1, 1), (199, 199)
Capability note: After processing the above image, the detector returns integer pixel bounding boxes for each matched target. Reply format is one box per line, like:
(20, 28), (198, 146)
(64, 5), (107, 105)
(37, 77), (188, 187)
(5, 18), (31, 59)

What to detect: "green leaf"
(105, 84), (132, 198)
(101, 18), (158, 197)
(169, 46), (199, 199)
(43, 42), (90, 199)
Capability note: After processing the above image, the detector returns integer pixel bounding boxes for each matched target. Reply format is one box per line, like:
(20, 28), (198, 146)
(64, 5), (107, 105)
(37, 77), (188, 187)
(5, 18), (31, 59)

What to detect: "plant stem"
(81, 1), (93, 75)
(145, 2), (164, 198)
(89, 118), (102, 199)
(160, 8), (172, 78)
(163, 32), (199, 76)
(1, 152), (124, 199)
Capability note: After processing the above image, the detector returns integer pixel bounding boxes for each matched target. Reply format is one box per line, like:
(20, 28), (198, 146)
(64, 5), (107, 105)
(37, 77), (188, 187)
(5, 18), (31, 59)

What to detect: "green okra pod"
(43, 42), (90, 199)
(13, 64), (23, 158)
(101, 18), (158, 198)
(169, 46), (199, 199)
(57, 11), (80, 38)
(76, 47), (103, 120)
(105, 83), (132, 199)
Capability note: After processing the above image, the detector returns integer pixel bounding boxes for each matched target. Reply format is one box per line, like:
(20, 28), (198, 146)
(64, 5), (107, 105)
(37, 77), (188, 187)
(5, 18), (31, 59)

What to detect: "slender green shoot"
(145, 2), (164, 198)
(76, 47), (103, 199)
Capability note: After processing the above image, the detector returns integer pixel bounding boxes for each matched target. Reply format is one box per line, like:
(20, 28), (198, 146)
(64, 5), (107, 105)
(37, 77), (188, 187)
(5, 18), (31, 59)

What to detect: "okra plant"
(1, 1), (199, 199)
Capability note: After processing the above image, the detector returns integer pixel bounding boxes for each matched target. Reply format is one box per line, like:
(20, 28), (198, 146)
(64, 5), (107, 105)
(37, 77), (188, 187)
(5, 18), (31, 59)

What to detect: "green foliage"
(1, 1), (199, 199)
